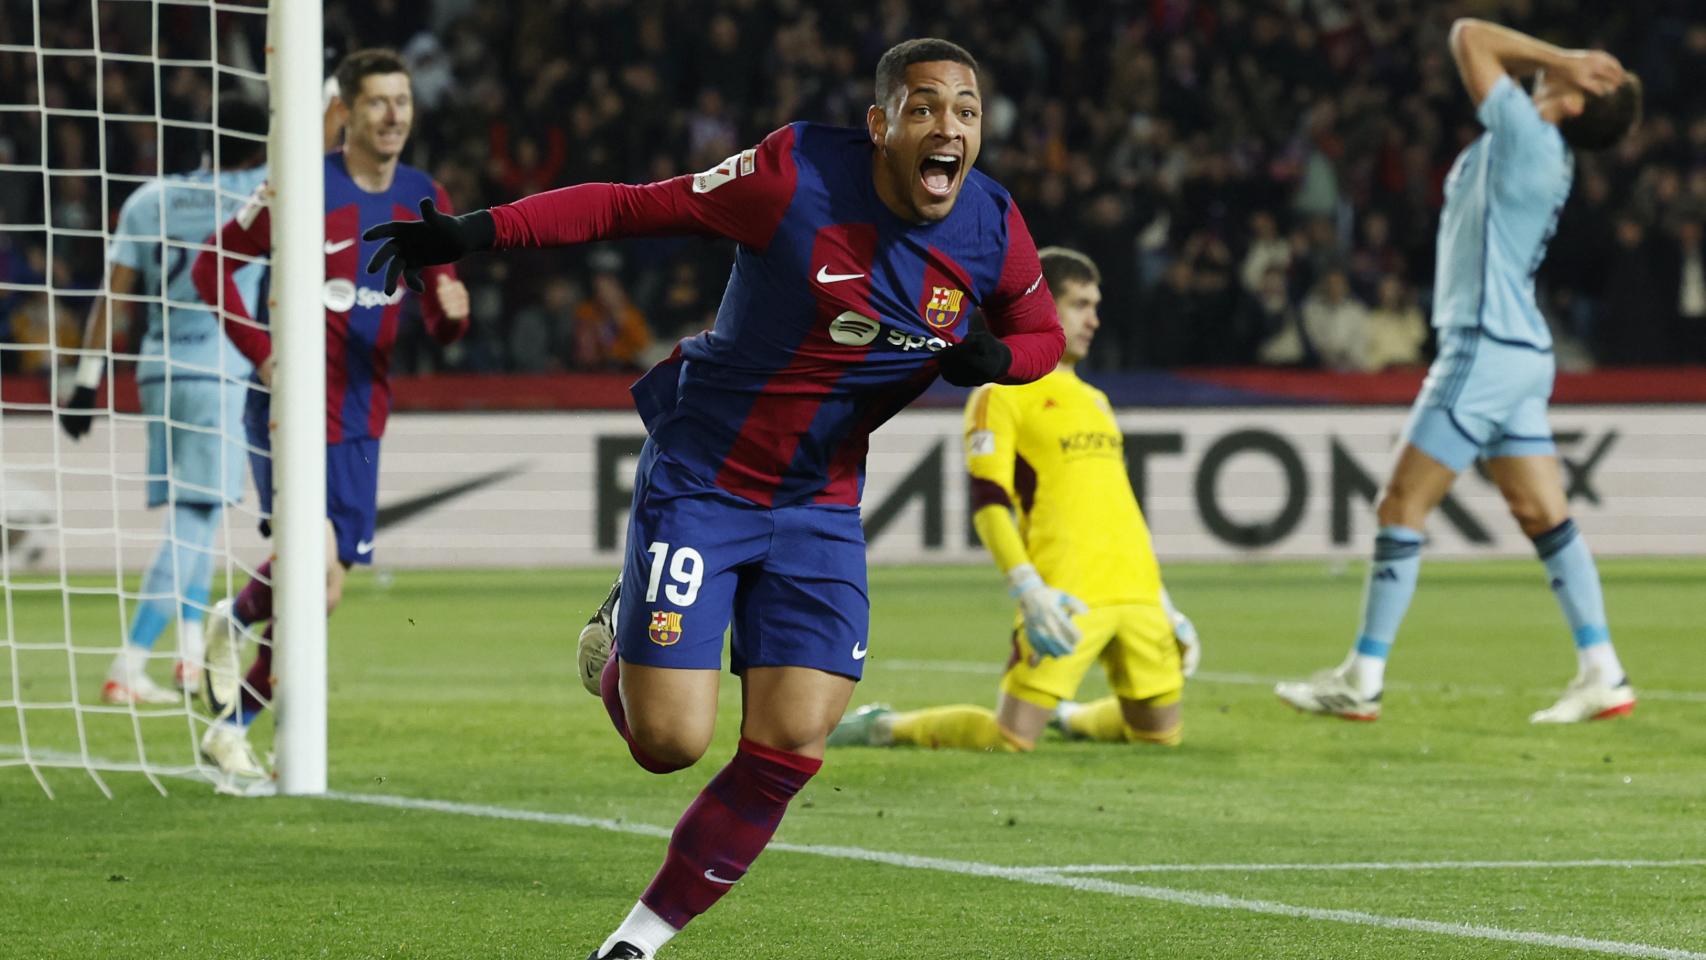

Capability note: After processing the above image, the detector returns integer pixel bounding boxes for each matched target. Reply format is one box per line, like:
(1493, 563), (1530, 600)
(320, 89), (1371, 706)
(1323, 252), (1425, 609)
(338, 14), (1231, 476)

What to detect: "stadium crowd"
(5, 0), (1706, 377)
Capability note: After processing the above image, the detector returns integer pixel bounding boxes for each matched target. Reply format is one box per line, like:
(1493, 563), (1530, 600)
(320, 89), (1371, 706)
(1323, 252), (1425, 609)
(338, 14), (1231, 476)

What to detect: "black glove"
(59, 385), (99, 440)
(362, 198), (495, 295)
(936, 331), (1013, 387)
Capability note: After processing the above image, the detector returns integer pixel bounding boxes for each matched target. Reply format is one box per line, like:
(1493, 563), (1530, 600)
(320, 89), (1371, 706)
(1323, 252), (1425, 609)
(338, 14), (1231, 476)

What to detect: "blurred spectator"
(573, 266), (652, 370)
(507, 276), (578, 373)
(1361, 276), (1428, 371)
(1299, 268), (1369, 372)
(1239, 210), (1291, 295)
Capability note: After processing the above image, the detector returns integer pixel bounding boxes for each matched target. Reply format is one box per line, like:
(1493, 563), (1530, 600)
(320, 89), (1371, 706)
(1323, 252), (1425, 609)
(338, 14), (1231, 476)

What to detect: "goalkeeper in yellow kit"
(829, 247), (1200, 752)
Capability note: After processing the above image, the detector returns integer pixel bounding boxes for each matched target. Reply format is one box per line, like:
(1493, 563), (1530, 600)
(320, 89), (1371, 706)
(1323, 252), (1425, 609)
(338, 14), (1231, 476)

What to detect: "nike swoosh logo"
(703, 869), (738, 885)
(816, 266), (865, 284)
(851, 641), (868, 661)
(374, 464), (529, 532)
(324, 238), (355, 255)
(356, 540), (375, 555)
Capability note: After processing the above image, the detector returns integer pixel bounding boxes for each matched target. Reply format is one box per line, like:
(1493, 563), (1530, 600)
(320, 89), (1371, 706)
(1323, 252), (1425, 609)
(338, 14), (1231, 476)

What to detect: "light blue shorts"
(1402, 328), (1557, 473)
(139, 375), (250, 508)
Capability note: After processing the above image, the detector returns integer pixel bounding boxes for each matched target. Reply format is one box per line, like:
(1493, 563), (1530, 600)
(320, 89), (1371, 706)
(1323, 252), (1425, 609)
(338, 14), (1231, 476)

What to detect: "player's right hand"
(58, 385), (99, 440)
(1562, 49), (1624, 97)
(1008, 563), (1087, 660)
(362, 199), (494, 296)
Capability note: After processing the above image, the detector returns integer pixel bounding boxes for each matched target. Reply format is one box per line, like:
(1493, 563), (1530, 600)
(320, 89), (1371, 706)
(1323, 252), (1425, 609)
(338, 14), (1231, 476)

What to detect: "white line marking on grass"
(1019, 858), (1706, 875)
(876, 660), (1706, 703)
(323, 790), (1706, 960)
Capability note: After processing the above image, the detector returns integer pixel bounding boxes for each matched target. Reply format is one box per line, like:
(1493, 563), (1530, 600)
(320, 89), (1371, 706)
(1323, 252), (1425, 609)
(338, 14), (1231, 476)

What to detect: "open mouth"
(919, 152), (962, 199)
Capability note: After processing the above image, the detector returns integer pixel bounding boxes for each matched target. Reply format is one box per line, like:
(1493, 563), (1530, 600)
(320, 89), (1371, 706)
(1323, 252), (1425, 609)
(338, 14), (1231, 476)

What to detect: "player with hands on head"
(1276, 20), (1642, 724)
(366, 38), (1063, 960)
(829, 247), (1200, 755)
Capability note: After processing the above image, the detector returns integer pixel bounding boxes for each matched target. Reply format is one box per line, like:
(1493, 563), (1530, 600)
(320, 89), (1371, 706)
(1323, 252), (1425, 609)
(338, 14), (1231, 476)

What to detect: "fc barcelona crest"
(649, 610), (683, 646)
(923, 286), (965, 330)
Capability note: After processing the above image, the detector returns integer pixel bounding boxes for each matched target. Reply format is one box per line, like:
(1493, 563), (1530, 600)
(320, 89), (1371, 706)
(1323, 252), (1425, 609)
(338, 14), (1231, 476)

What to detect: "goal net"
(0, 0), (324, 797)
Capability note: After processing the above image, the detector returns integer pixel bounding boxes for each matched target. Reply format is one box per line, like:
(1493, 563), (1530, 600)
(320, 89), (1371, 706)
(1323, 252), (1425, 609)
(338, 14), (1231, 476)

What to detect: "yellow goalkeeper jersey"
(964, 367), (1162, 608)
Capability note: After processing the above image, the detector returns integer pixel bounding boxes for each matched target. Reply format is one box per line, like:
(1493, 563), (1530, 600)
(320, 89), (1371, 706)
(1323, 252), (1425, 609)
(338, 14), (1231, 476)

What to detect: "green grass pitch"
(2, 560), (1703, 959)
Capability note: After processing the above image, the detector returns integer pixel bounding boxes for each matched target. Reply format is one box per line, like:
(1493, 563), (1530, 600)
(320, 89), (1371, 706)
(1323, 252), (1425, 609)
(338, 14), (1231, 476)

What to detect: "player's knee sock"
(889, 705), (1028, 752)
(175, 508), (219, 667)
(1346, 525), (1424, 698)
(237, 627), (273, 726)
(610, 738), (819, 952)
(115, 504), (218, 680)
(1532, 519), (1624, 683)
(233, 558), (273, 626)
(599, 656), (687, 775)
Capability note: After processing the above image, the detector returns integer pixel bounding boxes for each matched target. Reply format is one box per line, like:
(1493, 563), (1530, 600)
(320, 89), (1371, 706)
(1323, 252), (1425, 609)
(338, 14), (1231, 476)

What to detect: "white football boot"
(1274, 669), (1382, 721)
(201, 599), (247, 719)
(200, 722), (269, 781)
(1530, 675), (1636, 724)
(577, 577), (621, 696)
(100, 673), (180, 706)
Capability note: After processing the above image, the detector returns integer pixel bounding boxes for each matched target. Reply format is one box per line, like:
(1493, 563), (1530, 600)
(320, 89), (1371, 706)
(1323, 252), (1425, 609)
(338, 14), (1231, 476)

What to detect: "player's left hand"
(1561, 49), (1624, 97)
(435, 273), (471, 324)
(362, 199), (495, 295)
(1161, 588), (1200, 678)
(937, 331), (1013, 387)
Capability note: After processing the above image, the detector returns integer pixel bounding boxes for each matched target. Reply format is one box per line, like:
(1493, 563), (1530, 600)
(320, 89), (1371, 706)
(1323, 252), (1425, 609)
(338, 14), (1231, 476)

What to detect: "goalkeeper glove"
(1008, 563), (1087, 660)
(937, 331), (1012, 387)
(1161, 587), (1200, 678)
(362, 198), (495, 295)
(58, 356), (105, 440)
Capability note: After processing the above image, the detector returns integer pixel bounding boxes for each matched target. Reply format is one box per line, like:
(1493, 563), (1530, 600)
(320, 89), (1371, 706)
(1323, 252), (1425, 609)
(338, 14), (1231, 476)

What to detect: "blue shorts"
(1402, 328), (1557, 473)
(615, 439), (870, 680)
(245, 388), (380, 567)
(139, 376), (249, 508)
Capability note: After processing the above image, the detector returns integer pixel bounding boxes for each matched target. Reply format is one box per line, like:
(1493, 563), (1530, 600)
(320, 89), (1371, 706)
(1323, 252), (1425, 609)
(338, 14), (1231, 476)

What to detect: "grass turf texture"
(2, 560), (1703, 959)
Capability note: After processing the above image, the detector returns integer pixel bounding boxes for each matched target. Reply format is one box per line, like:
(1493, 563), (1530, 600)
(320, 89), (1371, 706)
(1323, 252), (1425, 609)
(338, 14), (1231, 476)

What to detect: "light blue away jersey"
(1431, 76), (1573, 349)
(107, 165), (270, 383)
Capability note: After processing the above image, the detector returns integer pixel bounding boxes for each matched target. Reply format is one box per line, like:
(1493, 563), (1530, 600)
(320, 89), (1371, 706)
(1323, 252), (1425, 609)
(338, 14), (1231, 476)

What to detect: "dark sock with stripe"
(639, 738), (821, 929)
(234, 560), (273, 626)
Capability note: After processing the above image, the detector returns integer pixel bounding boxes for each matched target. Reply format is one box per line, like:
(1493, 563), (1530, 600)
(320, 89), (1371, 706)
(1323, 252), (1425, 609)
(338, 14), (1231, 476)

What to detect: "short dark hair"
(1038, 246), (1100, 294)
(215, 93), (268, 169)
(1559, 73), (1642, 151)
(874, 38), (978, 110)
(334, 48), (410, 106)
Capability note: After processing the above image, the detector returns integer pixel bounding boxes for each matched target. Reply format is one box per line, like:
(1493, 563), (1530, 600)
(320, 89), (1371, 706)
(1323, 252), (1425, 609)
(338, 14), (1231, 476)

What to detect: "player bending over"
(364, 38), (1062, 960)
(60, 95), (271, 705)
(828, 247), (1201, 752)
(191, 49), (469, 783)
(1276, 20), (1641, 724)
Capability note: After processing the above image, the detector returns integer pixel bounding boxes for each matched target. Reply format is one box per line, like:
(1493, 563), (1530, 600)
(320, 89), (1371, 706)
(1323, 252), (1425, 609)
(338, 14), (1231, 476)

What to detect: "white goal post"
(0, 0), (323, 796)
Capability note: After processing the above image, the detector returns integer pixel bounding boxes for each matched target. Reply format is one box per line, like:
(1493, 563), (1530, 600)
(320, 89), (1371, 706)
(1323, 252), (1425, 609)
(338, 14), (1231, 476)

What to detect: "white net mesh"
(0, 0), (274, 796)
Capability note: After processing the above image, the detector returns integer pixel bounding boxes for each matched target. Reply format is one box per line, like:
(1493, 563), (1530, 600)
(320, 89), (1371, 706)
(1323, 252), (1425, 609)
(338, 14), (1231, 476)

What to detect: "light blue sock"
(1533, 519), (1624, 681)
(1346, 525), (1425, 696)
(128, 503), (220, 651)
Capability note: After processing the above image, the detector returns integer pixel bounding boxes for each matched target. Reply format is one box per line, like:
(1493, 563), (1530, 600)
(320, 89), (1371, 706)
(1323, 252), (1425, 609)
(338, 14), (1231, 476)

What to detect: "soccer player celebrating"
(364, 39), (1062, 960)
(828, 247), (1201, 752)
(1276, 20), (1642, 724)
(59, 95), (271, 705)
(191, 49), (470, 780)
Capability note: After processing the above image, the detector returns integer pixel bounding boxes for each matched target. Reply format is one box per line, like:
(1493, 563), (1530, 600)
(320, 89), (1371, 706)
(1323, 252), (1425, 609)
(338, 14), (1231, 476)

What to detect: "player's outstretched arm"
(365, 128), (800, 296)
(59, 263), (138, 440)
(1449, 18), (1623, 106)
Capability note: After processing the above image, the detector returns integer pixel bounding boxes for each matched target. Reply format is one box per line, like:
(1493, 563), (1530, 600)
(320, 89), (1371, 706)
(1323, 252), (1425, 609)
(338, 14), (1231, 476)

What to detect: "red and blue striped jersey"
(491, 123), (1064, 507)
(194, 153), (466, 443)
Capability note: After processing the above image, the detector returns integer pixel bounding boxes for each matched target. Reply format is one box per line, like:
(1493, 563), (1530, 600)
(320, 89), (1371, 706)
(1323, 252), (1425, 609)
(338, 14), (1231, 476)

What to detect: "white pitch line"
(324, 790), (1706, 960)
(875, 659), (1706, 704)
(1018, 858), (1706, 876)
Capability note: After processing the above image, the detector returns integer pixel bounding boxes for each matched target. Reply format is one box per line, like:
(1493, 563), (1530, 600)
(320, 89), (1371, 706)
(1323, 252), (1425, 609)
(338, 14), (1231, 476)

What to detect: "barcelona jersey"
(491, 123), (1064, 509)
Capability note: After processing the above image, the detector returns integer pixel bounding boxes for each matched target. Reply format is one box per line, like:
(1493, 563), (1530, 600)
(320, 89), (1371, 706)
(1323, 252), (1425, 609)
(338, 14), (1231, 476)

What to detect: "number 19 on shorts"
(645, 541), (703, 607)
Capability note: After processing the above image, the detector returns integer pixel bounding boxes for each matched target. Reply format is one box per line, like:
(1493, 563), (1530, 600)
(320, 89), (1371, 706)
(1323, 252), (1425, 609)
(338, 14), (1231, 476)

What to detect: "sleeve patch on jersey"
(967, 429), (997, 457)
(692, 148), (758, 194)
(1023, 272), (1043, 296)
(236, 182), (269, 229)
